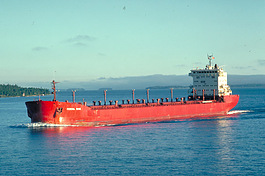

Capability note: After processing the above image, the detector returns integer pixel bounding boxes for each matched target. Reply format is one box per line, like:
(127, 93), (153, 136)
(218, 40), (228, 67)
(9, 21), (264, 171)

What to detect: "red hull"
(26, 95), (239, 126)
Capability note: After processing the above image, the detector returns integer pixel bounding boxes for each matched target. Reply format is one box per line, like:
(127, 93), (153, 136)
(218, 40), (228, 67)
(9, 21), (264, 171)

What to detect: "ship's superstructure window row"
(191, 70), (218, 74)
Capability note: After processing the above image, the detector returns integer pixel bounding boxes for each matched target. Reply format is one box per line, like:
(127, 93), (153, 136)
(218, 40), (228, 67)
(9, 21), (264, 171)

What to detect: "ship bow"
(25, 101), (43, 122)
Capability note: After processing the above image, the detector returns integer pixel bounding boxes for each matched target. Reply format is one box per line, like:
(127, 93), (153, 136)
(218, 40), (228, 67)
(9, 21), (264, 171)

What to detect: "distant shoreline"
(0, 94), (51, 98)
(230, 84), (265, 88)
(0, 84), (50, 98)
(56, 85), (265, 91)
(146, 84), (265, 90)
(146, 86), (189, 90)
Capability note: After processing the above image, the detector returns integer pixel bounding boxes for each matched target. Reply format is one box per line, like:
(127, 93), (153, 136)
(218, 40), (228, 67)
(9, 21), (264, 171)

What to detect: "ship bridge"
(189, 55), (232, 99)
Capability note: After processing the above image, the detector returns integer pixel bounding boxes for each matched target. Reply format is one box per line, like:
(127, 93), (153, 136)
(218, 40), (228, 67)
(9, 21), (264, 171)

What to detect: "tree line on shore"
(0, 84), (50, 97)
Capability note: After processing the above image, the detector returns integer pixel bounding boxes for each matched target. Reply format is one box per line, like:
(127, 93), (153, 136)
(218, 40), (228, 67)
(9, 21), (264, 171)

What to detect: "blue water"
(0, 88), (265, 175)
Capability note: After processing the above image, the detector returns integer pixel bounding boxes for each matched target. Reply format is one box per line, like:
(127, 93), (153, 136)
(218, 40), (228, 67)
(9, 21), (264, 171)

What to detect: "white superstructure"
(189, 55), (232, 98)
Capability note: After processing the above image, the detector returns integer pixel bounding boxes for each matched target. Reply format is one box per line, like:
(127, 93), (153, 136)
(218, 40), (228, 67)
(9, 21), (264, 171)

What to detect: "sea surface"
(0, 88), (265, 175)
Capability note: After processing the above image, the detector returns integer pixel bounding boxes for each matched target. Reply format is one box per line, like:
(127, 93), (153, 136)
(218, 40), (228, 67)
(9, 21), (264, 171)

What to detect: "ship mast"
(52, 80), (59, 101)
(207, 54), (214, 68)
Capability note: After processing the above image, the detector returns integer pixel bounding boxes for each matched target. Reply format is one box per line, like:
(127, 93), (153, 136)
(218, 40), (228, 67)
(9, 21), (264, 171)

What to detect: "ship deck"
(90, 100), (219, 110)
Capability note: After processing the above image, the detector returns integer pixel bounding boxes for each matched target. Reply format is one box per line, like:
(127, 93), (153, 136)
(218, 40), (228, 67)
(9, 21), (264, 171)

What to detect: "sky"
(1, 0), (265, 84)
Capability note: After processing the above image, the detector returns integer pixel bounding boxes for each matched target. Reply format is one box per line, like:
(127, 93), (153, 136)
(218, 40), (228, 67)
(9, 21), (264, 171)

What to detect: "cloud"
(65, 35), (96, 43)
(98, 77), (106, 80)
(98, 52), (106, 56)
(32, 47), (48, 51)
(257, 60), (265, 65)
(193, 62), (202, 65)
(175, 64), (188, 69)
(232, 66), (253, 70)
(73, 42), (87, 47)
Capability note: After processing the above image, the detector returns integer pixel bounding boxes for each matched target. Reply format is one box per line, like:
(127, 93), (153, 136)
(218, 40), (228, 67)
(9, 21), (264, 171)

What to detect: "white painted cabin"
(189, 56), (232, 98)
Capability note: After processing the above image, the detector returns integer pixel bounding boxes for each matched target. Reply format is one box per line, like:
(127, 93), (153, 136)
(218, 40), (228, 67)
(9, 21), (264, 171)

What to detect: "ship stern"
(223, 94), (240, 112)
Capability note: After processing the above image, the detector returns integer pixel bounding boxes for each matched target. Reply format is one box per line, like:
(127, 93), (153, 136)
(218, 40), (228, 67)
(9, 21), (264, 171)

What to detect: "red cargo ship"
(25, 56), (239, 126)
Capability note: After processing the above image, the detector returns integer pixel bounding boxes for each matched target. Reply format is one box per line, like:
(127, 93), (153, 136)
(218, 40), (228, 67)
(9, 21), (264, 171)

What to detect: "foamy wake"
(11, 122), (78, 128)
(227, 110), (251, 115)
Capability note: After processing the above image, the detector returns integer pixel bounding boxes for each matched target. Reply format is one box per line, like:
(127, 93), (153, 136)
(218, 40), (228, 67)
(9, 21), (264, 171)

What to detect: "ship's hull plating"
(25, 95), (239, 126)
